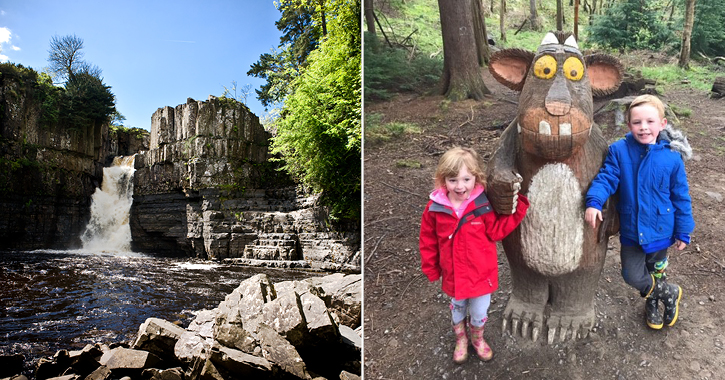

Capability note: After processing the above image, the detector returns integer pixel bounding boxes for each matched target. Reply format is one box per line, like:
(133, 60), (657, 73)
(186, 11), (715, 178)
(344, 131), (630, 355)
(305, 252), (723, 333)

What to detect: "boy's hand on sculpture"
(585, 207), (603, 229)
(487, 170), (523, 215)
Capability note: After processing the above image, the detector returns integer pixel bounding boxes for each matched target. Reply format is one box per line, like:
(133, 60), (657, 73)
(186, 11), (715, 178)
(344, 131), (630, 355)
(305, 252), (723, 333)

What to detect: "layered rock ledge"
(1, 273), (361, 380)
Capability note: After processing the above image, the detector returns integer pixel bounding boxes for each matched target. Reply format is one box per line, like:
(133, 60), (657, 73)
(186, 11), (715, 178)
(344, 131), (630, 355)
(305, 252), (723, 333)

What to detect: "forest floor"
(363, 54), (725, 380)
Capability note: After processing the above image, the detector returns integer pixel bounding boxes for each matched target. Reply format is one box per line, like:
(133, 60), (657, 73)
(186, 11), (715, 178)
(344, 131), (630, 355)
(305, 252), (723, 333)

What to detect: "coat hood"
(658, 123), (692, 161)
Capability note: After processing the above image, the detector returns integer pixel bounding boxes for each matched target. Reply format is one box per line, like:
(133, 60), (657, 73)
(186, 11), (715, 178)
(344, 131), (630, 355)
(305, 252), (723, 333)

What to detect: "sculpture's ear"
(489, 49), (536, 91)
(584, 54), (624, 97)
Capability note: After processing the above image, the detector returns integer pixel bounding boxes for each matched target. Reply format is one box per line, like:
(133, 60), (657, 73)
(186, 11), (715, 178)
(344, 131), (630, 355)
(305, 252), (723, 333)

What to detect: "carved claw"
(502, 297), (545, 340)
(487, 170), (524, 215)
(545, 312), (595, 344)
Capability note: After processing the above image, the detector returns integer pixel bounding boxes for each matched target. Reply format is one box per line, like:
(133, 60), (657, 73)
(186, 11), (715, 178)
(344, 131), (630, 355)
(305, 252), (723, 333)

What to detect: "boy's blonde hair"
(433, 147), (486, 189)
(628, 94), (665, 120)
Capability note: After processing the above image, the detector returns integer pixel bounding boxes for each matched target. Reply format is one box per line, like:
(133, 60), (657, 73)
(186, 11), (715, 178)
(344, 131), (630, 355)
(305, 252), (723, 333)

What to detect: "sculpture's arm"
(486, 120), (523, 215)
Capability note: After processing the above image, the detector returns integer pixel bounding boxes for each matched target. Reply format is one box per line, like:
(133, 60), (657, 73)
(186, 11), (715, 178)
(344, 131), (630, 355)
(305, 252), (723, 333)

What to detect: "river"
(0, 249), (317, 362)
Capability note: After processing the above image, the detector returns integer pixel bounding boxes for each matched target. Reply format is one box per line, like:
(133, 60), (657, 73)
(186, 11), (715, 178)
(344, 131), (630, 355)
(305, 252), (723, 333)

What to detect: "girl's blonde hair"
(628, 94), (665, 120)
(433, 147), (486, 189)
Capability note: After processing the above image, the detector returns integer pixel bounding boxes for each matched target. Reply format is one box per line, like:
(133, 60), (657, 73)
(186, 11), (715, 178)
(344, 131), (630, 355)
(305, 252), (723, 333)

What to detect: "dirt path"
(363, 68), (725, 379)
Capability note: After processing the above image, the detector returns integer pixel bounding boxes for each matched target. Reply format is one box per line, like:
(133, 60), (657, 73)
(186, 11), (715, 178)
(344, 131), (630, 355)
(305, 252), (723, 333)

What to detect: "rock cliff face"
(131, 96), (359, 270)
(0, 64), (358, 269)
(0, 66), (103, 249)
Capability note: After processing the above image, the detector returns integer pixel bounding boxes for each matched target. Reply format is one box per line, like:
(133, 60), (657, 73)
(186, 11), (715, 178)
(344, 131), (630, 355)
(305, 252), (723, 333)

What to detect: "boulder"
(133, 318), (186, 360)
(98, 348), (161, 377)
(307, 274), (362, 328)
(174, 331), (214, 363)
(43, 376), (78, 380)
(216, 274), (275, 326)
(208, 343), (273, 378)
(300, 292), (339, 342)
(257, 292), (308, 347)
(141, 367), (184, 380)
(257, 324), (310, 379)
(84, 366), (111, 380)
(339, 325), (362, 352)
(187, 309), (217, 338)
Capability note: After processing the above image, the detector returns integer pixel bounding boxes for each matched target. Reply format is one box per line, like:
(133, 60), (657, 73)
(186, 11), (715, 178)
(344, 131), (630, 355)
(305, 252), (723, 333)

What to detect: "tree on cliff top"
(45, 34), (116, 128)
(267, 0), (361, 221)
(247, 1), (324, 109)
(47, 34), (102, 84)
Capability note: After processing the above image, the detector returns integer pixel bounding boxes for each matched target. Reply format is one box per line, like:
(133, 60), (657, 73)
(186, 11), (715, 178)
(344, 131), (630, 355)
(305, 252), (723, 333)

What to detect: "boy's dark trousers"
(620, 245), (682, 328)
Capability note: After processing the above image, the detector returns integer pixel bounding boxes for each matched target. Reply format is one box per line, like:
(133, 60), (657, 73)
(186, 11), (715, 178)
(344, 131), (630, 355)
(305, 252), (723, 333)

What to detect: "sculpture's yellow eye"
(533, 55), (557, 80)
(563, 57), (584, 81)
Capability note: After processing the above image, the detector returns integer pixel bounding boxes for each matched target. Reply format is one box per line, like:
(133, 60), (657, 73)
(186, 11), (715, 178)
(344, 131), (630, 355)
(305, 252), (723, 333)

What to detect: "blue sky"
(0, 0), (282, 130)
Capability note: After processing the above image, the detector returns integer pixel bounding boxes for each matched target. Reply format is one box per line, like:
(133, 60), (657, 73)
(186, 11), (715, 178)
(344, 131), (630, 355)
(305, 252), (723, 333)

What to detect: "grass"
(639, 63), (719, 93)
(364, 113), (422, 146)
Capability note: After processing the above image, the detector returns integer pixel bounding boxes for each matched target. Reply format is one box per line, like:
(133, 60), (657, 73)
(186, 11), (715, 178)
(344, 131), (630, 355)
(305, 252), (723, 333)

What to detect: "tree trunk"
(711, 77), (725, 99)
(678, 0), (696, 69)
(364, 0), (376, 34)
(472, 0), (491, 66)
(500, 0), (507, 43)
(529, 0), (540, 30)
(574, 0), (579, 40)
(437, 0), (490, 100)
(556, 0), (564, 31)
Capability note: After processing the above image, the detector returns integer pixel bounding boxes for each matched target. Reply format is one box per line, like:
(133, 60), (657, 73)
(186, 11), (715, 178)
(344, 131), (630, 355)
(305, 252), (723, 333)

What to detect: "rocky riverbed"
(0, 273), (361, 380)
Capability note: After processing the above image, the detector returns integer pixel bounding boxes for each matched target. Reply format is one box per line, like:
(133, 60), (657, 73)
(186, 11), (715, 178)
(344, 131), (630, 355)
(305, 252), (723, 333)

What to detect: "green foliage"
(364, 32), (442, 100)
(248, 1), (324, 108)
(587, 0), (675, 51)
(691, 0), (725, 58)
(272, 0), (361, 220)
(59, 72), (115, 129)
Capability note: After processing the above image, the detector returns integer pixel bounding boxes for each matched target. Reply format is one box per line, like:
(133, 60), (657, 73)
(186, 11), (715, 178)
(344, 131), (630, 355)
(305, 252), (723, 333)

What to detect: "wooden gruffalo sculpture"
(486, 32), (623, 344)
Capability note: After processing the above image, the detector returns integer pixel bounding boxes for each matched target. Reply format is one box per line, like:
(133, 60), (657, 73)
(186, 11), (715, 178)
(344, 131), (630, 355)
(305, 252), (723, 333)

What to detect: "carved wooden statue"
(486, 32), (623, 344)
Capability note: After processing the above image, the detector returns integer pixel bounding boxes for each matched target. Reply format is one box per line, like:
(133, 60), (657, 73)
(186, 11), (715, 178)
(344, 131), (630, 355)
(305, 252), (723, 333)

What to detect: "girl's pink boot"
(470, 324), (493, 361)
(452, 320), (468, 364)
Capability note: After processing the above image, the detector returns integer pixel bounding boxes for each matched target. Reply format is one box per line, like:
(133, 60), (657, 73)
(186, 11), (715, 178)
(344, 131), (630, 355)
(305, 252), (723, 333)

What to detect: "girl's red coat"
(419, 194), (529, 300)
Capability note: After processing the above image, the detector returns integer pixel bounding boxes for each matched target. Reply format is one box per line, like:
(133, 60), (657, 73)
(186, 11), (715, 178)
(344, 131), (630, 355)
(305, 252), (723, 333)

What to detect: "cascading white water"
(81, 155), (136, 252)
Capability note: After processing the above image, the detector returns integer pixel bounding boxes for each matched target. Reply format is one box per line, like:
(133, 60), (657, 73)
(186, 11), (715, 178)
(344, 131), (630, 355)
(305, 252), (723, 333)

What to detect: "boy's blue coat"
(586, 132), (695, 246)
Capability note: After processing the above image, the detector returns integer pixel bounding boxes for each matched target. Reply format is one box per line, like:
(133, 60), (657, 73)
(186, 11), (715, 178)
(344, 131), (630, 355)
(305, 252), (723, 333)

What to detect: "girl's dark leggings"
(620, 245), (668, 297)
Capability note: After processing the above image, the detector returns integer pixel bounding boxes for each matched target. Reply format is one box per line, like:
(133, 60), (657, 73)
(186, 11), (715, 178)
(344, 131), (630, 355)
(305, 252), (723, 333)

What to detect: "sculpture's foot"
(545, 310), (595, 345)
(501, 296), (546, 342)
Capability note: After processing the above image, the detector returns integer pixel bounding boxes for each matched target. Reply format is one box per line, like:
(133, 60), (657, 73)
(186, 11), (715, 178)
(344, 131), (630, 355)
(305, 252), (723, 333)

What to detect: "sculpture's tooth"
(521, 320), (530, 338)
(517, 122), (522, 133)
(560, 123), (572, 135)
(512, 319), (520, 336)
(502, 318), (508, 333)
(532, 327), (540, 342)
(539, 120), (552, 135)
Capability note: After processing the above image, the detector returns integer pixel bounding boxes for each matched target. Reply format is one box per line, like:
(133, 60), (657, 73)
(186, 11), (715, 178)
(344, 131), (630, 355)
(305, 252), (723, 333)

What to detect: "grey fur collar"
(658, 124), (692, 161)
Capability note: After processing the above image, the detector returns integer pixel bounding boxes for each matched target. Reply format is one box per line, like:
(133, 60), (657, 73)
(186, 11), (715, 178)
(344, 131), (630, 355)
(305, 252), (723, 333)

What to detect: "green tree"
(691, 0), (725, 57)
(271, 0), (361, 220)
(247, 1), (323, 108)
(588, 0), (675, 51)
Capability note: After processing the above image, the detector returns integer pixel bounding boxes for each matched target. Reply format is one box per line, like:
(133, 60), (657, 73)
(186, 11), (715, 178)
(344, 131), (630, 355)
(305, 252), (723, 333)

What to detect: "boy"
(585, 95), (694, 330)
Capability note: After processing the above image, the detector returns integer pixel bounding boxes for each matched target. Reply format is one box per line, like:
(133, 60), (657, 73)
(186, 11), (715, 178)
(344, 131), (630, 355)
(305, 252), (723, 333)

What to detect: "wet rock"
(339, 325), (362, 352)
(187, 309), (217, 338)
(35, 357), (64, 380)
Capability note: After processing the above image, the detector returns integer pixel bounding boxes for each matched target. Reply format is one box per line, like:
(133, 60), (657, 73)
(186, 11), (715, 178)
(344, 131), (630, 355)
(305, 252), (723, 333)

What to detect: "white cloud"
(0, 54), (8, 63)
(0, 27), (10, 44)
(11, 45), (19, 51)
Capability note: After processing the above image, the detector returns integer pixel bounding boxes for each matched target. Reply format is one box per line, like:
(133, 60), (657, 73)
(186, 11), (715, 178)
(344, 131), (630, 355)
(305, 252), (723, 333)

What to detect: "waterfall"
(81, 155), (136, 252)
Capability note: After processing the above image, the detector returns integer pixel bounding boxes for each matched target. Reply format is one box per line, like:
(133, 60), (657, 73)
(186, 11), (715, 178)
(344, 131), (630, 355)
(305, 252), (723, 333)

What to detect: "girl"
(420, 147), (529, 363)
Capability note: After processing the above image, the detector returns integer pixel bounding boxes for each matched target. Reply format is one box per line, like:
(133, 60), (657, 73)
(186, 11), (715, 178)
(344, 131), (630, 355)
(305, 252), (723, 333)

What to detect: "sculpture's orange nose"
(545, 75), (571, 116)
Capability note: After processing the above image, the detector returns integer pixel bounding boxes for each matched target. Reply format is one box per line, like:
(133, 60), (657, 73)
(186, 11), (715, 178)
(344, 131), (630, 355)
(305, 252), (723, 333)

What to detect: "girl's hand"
(675, 240), (687, 250)
(585, 207), (602, 229)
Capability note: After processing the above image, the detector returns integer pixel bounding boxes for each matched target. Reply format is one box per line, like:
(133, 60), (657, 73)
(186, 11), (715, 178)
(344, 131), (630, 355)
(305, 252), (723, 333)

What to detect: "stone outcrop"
(131, 96), (360, 270)
(4, 273), (362, 380)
